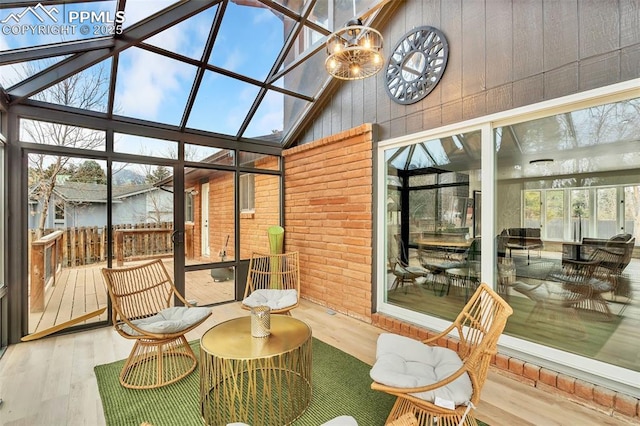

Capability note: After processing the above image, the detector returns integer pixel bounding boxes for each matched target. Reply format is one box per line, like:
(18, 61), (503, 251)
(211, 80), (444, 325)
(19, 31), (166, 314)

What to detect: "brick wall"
(283, 124), (374, 321)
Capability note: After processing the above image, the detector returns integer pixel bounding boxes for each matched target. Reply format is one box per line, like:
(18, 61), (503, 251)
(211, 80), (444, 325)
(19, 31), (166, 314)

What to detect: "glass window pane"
(524, 191), (542, 228)
(495, 96), (640, 374)
(20, 118), (106, 151)
(570, 189), (590, 240)
(185, 144), (234, 165)
(238, 151), (280, 171)
(28, 60), (111, 113)
(545, 190), (564, 240)
(385, 130), (482, 320)
(114, 133), (178, 159)
(145, 6), (217, 60)
(596, 188), (618, 238)
(209, 1), (288, 81)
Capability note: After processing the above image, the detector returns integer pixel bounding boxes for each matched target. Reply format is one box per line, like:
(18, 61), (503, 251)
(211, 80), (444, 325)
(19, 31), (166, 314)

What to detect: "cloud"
(244, 90), (284, 137)
(116, 49), (194, 122)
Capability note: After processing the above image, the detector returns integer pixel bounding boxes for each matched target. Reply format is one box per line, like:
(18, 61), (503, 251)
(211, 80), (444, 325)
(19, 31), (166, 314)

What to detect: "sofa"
(497, 228), (544, 264)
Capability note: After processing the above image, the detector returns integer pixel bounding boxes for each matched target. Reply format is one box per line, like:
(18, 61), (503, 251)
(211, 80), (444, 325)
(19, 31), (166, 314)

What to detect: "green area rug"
(95, 338), (396, 426)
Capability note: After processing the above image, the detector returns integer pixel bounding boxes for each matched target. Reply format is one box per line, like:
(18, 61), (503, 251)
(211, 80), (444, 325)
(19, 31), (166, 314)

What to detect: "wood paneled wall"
(297, 0), (640, 145)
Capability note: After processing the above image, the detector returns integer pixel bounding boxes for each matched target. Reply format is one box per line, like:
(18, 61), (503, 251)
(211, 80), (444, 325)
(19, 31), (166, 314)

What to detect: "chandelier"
(325, 18), (384, 80)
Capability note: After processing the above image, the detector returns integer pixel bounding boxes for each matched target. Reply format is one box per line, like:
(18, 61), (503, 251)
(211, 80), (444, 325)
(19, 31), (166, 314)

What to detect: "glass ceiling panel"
(209, 1), (287, 82)
(571, 100), (640, 146)
(244, 88), (312, 141)
(244, 90), (284, 140)
(28, 59), (112, 113)
(187, 70), (261, 136)
(0, 56), (69, 89)
(271, 0), (304, 14)
(310, 0), (331, 29)
(145, 6), (217, 60)
(121, 1), (176, 29)
(277, 34), (327, 98)
(114, 47), (196, 126)
(0, 1), (117, 50)
(0, 0), (398, 146)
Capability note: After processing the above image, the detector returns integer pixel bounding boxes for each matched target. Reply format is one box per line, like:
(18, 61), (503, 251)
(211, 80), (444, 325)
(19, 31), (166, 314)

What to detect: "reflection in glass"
(385, 130), (482, 321)
(496, 97), (640, 373)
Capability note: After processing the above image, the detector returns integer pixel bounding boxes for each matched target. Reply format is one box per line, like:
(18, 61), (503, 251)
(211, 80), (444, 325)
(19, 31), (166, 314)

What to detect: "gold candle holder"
(250, 305), (271, 338)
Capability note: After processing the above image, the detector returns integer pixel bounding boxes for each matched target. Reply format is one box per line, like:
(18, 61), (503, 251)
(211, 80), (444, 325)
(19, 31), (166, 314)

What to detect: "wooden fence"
(29, 222), (180, 267)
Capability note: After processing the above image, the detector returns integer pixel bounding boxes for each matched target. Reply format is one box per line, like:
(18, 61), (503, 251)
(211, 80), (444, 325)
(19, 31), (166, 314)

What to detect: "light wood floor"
(0, 299), (633, 425)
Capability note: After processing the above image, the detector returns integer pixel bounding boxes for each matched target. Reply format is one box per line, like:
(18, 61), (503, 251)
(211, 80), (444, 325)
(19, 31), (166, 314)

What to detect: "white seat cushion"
(370, 333), (473, 406)
(119, 306), (211, 336)
(242, 289), (298, 310)
(321, 415), (358, 425)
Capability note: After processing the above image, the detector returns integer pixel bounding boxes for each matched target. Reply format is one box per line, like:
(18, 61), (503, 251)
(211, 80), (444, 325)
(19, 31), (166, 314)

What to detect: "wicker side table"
(200, 315), (312, 426)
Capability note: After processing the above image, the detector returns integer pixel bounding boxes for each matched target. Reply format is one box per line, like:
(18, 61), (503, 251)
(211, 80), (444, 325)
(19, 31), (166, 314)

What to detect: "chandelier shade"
(325, 19), (384, 80)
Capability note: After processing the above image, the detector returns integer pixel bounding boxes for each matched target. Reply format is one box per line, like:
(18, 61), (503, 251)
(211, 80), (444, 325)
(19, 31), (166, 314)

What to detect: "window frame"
(239, 173), (255, 213)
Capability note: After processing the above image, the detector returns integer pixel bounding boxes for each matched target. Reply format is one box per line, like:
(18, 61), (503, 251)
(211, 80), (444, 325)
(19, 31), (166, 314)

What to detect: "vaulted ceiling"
(0, 0), (394, 148)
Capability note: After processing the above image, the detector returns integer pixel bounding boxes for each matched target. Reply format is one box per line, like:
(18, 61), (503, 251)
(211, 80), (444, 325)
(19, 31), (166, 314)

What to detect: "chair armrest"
(421, 323), (460, 346)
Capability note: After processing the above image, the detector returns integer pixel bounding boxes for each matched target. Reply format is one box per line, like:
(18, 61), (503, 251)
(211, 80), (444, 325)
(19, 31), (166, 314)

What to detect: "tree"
(145, 165), (171, 184)
(22, 62), (109, 237)
(68, 160), (107, 184)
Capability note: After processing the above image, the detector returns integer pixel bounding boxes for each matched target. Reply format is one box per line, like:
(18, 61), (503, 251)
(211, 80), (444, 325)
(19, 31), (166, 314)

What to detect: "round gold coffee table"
(200, 315), (312, 426)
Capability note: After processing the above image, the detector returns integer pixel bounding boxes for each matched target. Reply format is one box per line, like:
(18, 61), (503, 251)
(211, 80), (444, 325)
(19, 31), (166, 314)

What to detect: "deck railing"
(28, 222), (196, 268)
(30, 230), (64, 312)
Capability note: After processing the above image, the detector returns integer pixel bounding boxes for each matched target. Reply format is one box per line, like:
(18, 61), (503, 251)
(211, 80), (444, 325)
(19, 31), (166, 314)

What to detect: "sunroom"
(1, 0), (639, 424)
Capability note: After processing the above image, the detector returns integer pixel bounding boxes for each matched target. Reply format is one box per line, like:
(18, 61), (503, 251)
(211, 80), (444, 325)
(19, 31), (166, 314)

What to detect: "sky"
(0, 0), (303, 141)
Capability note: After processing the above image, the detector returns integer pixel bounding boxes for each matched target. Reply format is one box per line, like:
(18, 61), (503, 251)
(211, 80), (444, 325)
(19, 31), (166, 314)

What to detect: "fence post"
(115, 229), (124, 266)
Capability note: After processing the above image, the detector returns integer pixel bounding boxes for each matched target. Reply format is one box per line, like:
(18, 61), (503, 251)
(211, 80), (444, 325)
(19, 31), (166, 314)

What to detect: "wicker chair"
(101, 259), (212, 389)
(386, 412), (419, 426)
(548, 247), (622, 319)
(242, 251), (300, 315)
(388, 256), (429, 292)
(370, 283), (513, 426)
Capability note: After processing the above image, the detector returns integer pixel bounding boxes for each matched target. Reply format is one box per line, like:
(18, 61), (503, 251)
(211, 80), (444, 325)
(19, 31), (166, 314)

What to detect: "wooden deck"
(28, 259), (235, 335)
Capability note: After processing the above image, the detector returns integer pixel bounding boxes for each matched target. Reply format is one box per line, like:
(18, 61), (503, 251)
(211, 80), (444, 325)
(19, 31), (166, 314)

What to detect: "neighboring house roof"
(30, 182), (157, 203)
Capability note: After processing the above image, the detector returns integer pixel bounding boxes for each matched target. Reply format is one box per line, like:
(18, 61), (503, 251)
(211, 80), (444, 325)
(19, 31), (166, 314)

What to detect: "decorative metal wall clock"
(384, 26), (449, 105)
